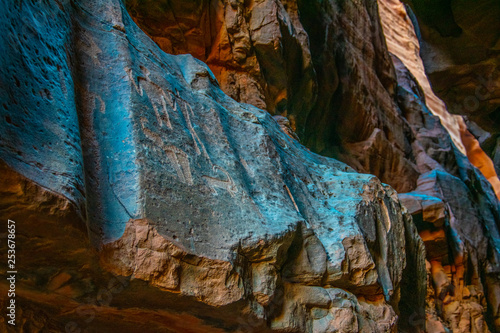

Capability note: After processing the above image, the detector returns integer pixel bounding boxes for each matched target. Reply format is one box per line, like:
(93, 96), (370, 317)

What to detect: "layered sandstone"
(125, 0), (316, 137)
(392, 50), (500, 333)
(125, 0), (423, 194)
(379, 0), (500, 202)
(377, 0), (466, 154)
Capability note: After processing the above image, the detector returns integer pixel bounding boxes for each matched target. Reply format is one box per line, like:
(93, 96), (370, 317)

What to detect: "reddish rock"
(126, 0), (317, 137)
(402, 0), (500, 179)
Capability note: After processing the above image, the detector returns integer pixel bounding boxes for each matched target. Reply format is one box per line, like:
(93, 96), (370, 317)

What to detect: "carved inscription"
(140, 117), (193, 185)
(77, 33), (103, 66)
(131, 66), (237, 195)
(58, 65), (67, 97)
(81, 84), (106, 116)
(202, 165), (237, 197)
(181, 101), (209, 160)
(126, 66), (173, 129)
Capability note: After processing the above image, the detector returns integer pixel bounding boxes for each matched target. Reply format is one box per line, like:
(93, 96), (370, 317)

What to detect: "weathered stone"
(398, 193), (445, 226)
(125, 0), (317, 138)
(379, 2), (500, 331)
(401, 0), (500, 187)
(402, 0), (500, 137)
(1, 0), (500, 332)
(0, 0), (421, 332)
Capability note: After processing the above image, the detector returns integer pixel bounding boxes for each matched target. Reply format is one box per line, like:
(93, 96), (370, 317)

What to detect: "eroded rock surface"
(379, 2), (500, 331)
(402, 0), (500, 174)
(392, 45), (500, 333)
(125, 0), (316, 137)
(0, 0), (423, 332)
(0, 0), (499, 332)
(378, 0), (500, 202)
(126, 0), (423, 195)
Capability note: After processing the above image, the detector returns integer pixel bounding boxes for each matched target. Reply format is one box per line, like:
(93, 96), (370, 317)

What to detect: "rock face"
(377, 0), (466, 156)
(0, 1), (499, 333)
(379, 2), (500, 330)
(125, 0), (316, 137)
(126, 0), (421, 195)
(126, 0), (500, 200)
(382, 0), (500, 202)
(388, 48), (500, 333)
(0, 0), (417, 332)
(401, 0), (500, 175)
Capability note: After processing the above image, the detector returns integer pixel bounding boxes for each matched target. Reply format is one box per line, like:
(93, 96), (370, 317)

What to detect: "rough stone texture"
(378, 0), (500, 201)
(1, 0), (500, 333)
(403, 0), (500, 130)
(377, 0), (466, 155)
(378, 3), (500, 329)
(392, 49), (500, 332)
(125, 0), (425, 195)
(402, 0), (500, 173)
(459, 123), (500, 199)
(0, 0), (424, 332)
(400, 169), (500, 333)
(125, 0), (316, 138)
(132, 0), (497, 201)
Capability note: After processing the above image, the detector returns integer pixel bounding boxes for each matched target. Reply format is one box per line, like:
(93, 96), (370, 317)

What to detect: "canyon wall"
(402, 0), (500, 177)
(0, 0), (499, 332)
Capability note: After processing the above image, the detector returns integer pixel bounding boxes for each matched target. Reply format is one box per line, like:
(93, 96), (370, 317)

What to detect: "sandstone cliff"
(402, 0), (500, 186)
(0, 0), (499, 332)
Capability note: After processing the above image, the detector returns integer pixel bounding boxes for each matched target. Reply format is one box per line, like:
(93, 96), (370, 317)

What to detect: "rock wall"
(379, 0), (500, 201)
(379, 1), (500, 331)
(126, 0), (422, 194)
(377, 0), (466, 155)
(401, 0), (500, 177)
(0, 0), (499, 332)
(125, 0), (316, 137)
(0, 0), (418, 332)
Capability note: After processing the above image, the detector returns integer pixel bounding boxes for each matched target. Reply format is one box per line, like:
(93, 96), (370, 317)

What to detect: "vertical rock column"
(72, 0), (142, 244)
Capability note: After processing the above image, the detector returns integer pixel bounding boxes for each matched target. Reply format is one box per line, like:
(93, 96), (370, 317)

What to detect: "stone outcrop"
(377, 0), (466, 155)
(0, 0), (422, 332)
(125, 0), (316, 137)
(0, 0), (499, 332)
(127, 0), (500, 200)
(386, 19), (500, 332)
(126, 0), (422, 195)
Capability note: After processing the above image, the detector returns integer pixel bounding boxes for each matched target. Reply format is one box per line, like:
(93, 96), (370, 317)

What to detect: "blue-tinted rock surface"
(0, 0), (423, 332)
(0, 0), (499, 332)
